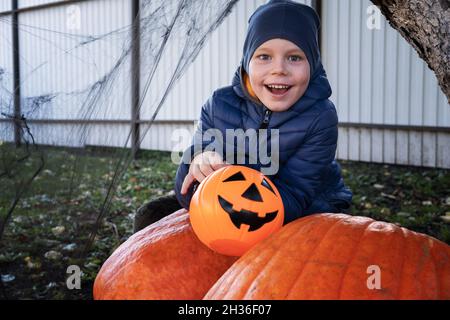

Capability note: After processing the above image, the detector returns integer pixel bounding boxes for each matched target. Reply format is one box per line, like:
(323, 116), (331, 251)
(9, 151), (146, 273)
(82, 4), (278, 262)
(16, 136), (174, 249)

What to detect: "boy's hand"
(180, 151), (229, 195)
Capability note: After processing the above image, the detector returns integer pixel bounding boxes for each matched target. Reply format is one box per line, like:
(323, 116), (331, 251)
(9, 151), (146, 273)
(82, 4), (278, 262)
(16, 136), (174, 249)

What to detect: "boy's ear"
(243, 71), (259, 101)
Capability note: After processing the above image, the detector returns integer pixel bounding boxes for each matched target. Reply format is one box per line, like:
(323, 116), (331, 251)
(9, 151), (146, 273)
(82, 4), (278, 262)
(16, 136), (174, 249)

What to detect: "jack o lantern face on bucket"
(189, 165), (284, 256)
(218, 170), (279, 231)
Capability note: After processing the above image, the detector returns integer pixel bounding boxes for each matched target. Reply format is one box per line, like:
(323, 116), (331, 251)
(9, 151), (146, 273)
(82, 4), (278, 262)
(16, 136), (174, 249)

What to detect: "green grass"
(341, 161), (450, 242)
(0, 143), (449, 299)
(0, 144), (178, 299)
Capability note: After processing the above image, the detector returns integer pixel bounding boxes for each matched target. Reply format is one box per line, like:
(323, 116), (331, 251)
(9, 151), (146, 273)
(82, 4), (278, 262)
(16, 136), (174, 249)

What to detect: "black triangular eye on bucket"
(241, 183), (263, 202)
(223, 171), (246, 182)
(261, 178), (276, 195)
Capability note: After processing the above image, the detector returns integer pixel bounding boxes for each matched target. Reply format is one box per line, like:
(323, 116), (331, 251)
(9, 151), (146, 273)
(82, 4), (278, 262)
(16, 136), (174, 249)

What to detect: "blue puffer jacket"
(174, 65), (353, 225)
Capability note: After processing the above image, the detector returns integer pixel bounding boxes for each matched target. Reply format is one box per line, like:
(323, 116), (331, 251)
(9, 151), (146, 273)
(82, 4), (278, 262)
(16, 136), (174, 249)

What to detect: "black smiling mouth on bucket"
(217, 195), (278, 232)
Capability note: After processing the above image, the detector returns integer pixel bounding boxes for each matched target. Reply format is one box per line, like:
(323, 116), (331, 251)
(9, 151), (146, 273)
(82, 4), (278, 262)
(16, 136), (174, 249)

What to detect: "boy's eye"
(257, 54), (270, 60)
(288, 55), (302, 62)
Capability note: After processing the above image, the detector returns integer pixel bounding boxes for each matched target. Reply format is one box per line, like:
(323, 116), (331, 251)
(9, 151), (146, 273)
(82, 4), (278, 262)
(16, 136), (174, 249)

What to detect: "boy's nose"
(271, 59), (288, 75)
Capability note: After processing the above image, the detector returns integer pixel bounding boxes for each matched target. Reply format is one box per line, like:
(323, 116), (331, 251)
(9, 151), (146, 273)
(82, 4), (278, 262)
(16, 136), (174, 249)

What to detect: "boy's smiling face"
(248, 38), (310, 112)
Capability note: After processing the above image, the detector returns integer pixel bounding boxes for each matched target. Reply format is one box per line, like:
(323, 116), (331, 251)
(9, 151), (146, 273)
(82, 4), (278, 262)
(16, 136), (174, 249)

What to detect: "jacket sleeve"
(271, 106), (339, 224)
(174, 94), (216, 209)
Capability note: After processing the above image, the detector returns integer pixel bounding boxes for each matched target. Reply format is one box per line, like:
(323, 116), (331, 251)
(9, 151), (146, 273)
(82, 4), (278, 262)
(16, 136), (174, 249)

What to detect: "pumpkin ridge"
(427, 236), (441, 299)
(396, 227), (420, 299)
(214, 216), (305, 299)
(339, 219), (404, 299)
(394, 227), (409, 299)
(230, 244), (277, 299)
(241, 215), (323, 299)
(284, 214), (351, 299)
(278, 215), (348, 299)
(335, 218), (377, 300)
(431, 238), (450, 298)
(393, 226), (408, 299)
(231, 221), (300, 299)
(400, 227), (427, 298)
(422, 234), (440, 298)
(366, 221), (411, 299)
(415, 232), (441, 299)
(429, 238), (450, 299)
(209, 241), (272, 299)
(411, 232), (433, 298)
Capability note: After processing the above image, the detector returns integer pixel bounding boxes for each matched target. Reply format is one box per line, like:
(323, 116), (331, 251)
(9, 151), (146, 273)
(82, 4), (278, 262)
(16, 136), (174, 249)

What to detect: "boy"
(134, 0), (352, 233)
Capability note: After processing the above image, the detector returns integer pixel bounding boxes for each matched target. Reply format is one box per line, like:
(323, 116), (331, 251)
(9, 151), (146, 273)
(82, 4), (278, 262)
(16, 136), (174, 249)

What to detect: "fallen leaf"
(1, 274), (15, 282)
(46, 282), (58, 290)
(440, 216), (450, 224)
(24, 257), (41, 270)
(397, 212), (411, 217)
(51, 226), (65, 236)
(381, 192), (396, 200)
(44, 251), (62, 260)
(165, 190), (176, 196)
(62, 243), (77, 252)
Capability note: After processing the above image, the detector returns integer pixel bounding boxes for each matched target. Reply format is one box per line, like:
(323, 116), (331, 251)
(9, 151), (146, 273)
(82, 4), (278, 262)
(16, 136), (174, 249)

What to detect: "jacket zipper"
(260, 107), (272, 129)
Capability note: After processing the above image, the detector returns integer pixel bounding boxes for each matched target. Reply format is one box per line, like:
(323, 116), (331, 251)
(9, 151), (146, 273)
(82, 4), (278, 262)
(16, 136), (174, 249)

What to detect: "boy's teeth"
(268, 85), (289, 89)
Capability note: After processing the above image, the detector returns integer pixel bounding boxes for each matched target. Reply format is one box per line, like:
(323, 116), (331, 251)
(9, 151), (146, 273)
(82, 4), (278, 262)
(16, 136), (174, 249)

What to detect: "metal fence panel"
(322, 0), (450, 168)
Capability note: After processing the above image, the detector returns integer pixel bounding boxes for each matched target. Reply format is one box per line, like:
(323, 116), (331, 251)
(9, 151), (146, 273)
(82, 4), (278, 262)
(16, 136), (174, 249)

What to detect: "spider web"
(0, 0), (239, 298)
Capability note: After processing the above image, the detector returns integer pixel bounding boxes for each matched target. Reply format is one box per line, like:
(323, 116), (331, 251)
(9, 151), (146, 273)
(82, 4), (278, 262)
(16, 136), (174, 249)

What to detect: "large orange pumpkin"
(93, 209), (238, 300)
(204, 213), (450, 300)
(189, 165), (284, 256)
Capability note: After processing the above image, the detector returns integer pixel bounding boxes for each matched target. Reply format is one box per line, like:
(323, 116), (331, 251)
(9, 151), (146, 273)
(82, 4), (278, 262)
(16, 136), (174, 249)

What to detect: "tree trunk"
(371, 0), (449, 103)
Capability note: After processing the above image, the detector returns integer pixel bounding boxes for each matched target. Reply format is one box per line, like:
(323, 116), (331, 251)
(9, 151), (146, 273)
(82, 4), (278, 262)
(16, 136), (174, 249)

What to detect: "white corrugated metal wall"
(18, 0), (61, 8)
(0, 2), (12, 12)
(0, 0), (448, 168)
(322, 0), (449, 168)
(0, 6), (14, 142)
(1, 0), (133, 147)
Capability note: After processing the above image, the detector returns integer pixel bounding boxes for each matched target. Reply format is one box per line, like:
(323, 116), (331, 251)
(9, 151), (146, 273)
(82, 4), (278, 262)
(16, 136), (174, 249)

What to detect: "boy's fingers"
(182, 152), (229, 195)
(198, 162), (213, 178)
(197, 153), (215, 177)
(206, 152), (228, 171)
(210, 160), (229, 170)
(181, 173), (195, 195)
(192, 164), (207, 182)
